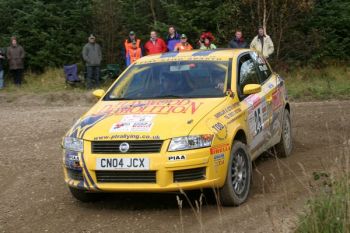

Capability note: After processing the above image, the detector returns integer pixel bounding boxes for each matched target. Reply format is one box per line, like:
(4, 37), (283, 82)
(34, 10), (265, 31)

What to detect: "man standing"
(166, 26), (180, 51)
(0, 46), (5, 89)
(123, 31), (141, 65)
(82, 34), (102, 89)
(144, 31), (167, 55)
(7, 36), (25, 86)
(174, 34), (193, 52)
(228, 30), (247, 49)
(250, 27), (274, 58)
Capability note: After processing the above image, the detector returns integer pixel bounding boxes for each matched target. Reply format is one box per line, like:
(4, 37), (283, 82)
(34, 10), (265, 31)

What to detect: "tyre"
(69, 186), (101, 203)
(275, 109), (292, 157)
(219, 141), (252, 206)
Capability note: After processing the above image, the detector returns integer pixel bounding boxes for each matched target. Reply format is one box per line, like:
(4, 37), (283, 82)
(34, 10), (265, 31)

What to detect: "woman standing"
(199, 32), (217, 50)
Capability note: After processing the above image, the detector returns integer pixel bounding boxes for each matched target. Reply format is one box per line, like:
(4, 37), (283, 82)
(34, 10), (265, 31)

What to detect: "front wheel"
(219, 141), (252, 206)
(275, 109), (292, 157)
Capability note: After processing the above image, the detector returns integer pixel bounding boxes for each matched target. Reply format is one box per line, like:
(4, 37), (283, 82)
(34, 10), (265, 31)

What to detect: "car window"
(104, 61), (229, 100)
(237, 54), (260, 98)
(251, 52), (272, 83)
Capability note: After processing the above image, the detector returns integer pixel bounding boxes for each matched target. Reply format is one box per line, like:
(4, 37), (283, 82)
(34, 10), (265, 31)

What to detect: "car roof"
(136, 48), (251, 64)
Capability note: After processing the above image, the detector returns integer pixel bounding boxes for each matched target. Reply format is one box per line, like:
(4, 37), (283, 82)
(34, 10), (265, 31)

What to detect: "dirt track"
(0, 96), (349, 233)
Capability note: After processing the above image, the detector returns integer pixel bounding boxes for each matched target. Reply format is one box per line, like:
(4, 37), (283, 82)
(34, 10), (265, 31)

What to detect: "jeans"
(11, 69), (23, 86)
(86, 66), (100, 89)
(0, 70), (3, 89)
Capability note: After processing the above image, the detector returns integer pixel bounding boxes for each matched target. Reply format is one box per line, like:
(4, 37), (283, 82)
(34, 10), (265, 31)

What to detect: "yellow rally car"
(62, 49), (292, 206)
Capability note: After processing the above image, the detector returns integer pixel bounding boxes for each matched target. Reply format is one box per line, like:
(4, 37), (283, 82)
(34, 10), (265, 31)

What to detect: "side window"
(251, 52), (272, 83)
(237, 54), (260, 98)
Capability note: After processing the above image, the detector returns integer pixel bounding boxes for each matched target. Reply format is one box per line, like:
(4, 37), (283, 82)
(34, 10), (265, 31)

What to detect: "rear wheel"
(275, 110), (292, 157)
(219, 141), (252, 206)
(69, 187), (101, 203)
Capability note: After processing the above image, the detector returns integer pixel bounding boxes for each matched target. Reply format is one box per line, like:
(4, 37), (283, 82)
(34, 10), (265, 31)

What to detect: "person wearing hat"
(174, 34), (193, 52)
(250, 26), (274, 58)
(82, 34), (102, 89)
(6, 36), (25, 86)
(126, 41), (142, 66)
(123, 31), (141, 65)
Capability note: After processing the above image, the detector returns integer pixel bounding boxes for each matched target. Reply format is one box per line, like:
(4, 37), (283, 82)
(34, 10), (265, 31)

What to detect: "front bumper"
(63, 141), (228, 192)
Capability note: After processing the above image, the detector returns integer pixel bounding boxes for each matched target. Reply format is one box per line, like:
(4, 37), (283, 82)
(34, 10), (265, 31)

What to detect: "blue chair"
(64, 64), (81, 85)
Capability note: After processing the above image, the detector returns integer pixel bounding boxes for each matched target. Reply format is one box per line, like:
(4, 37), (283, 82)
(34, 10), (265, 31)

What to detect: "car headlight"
(168, 134), (213, 151)
(63, 137), (84, 152)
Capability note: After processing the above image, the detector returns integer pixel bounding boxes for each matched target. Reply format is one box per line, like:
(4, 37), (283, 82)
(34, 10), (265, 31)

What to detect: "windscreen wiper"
(151, 95), (184, 99)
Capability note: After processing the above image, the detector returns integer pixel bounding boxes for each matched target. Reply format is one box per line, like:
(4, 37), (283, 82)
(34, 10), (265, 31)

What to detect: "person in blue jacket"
(166, 26), (180, 51)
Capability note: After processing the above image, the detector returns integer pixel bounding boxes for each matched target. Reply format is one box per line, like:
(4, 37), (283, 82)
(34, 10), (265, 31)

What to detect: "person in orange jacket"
(122, 31), (141, 65)
(126, 41), (142, 66)
(174, 34), (193, 52)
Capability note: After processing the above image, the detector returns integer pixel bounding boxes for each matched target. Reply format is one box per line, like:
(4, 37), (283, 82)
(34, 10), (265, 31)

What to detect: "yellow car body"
(62, 49), (291, 205)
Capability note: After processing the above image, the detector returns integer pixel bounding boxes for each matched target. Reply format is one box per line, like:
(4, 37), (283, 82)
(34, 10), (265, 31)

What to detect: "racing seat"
(64, 64), (81, 85)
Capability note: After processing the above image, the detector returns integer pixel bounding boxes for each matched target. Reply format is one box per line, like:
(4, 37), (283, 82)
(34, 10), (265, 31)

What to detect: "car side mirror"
(92, 89), (106, 99)
(243, 84), (262, 95)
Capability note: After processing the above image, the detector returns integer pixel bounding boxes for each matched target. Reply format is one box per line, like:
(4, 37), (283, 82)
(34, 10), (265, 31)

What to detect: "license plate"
(96, 158), (150, 170)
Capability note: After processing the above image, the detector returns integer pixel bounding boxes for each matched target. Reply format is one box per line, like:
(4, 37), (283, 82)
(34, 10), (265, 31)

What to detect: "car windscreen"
(104, 61), (229, 100)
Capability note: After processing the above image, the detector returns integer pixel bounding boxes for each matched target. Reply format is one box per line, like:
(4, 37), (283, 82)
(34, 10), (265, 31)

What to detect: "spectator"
(166, 26), (180, 51)
(144, 31), (167, 55)
(174, 34), (193, 52)
(250, 26), (274, 58)
(127, 41), (142, 66)
(199, 32), (217, 50)
(82, 34), (102, 89)
(0, 46), (5, 89)
(228, 30), (247, 49)
(7, 36), (25, 86)
(122, 31), (141, 65)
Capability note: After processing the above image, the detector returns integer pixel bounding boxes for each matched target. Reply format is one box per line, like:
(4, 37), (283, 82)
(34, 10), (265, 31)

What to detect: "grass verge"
(1, 65), (349, 101)
(295, 176), (349, 233)
(283, 65), (350, 101)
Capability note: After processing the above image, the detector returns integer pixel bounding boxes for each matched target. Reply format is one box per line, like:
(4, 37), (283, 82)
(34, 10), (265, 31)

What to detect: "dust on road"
(0, 98), (349, 233)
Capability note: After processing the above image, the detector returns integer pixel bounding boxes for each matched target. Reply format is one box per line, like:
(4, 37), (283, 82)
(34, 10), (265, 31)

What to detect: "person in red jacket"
(144, 31), (167, 55)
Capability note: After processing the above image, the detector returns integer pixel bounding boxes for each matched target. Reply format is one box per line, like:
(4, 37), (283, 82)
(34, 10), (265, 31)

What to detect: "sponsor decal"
(168, 155), (186, 162)
(93, 134), (161, 141)
(214, 103), (240, 119)
(110, 114), (155, 133)
(210, 144), (230, 155)
(214, 153), (225, 166)
(65, 151), (81, 170)
(95, 99), (203, 116)
(272, 88), (283, 110)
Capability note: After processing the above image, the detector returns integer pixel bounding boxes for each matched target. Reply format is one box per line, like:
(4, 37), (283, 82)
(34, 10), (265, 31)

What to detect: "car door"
(250, 52), (282, 147)
(236, 53), (270, 157)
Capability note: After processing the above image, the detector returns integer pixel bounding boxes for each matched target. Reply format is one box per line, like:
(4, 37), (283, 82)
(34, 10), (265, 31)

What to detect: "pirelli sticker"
(210, 144), (230, 155)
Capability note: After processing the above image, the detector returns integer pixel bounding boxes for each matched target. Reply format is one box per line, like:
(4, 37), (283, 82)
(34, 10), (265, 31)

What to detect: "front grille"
(173, 167), (206, 182)
(91, 140), (163, 154)
(67, 168), (84, 181)
(96, 171), (156, 183)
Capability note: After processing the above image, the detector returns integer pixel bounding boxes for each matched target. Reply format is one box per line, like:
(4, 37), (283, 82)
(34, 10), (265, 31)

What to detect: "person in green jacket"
(250, 27), (274, 59)
(82, 34), (102, 89)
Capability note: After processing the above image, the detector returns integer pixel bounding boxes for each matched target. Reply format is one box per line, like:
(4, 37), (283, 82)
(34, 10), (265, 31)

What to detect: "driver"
(160, 72), (179, 94)
(213, 74), (225, 91)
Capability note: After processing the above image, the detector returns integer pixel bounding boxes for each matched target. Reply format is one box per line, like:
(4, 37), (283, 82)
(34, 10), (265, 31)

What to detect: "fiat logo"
(119, 142), (130, 153)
